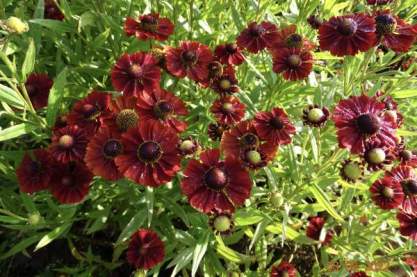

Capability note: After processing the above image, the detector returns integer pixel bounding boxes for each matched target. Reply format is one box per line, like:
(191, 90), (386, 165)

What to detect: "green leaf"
(33, 0), (45, 19)
(0, 233), (44, 259)
(145, 187), (154, 227)
(0, 51), (17, 74)
(249, 219), (269, 250)
(214, 235), (250, 263)
(0, 84), (25, 108)
(191, 232), (210, 277)
(0, 123), (38, 142)
(398, 129), (417, 136)
(310, 183), (344, 222)
(29, 19), (74, 33)
(391, 89), (417, 98)
(34, 222), (72, 251)
(115, 209), (147, 245)
(46, 68), (67, 126)
(234, 210), (264, 226)
(169, 248), (194, 277)
(21, 39), (36, 81)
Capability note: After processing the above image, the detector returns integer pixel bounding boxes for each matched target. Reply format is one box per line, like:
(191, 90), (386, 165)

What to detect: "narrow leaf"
(0, 84), (25, 108)
(34, 222), (72, 251)
(391, 89), (417, 99)
(191, 232), (210, 277)
(115, 209), (147, 245)
(0, 234), (44, 259)
(46, 68), (67, 126)
(21, 39), (36, 81)
(310, 183), (344, 222)
(0, 123), (37, 142)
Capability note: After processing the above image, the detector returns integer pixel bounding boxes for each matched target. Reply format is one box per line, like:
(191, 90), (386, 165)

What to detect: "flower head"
(306, 216), (333, 244)
(25, 73), (53, 110)
(253, 108), (296, 145)
(236, 21), (279, 53)
(210, 96), (246, 125)
(370, 176), (404, 209)
(272, 48), (314, 81)
(270, 261), (297, 277)
(49, 125), (89, 163)
(302, 105), (330, 127)
(397, 211), (417, 241)
(214, 43), (245, 65)
(386, 165), (417, 213)
(44, 0), (64, 21)
(124, 13), (174, 41)
(127, 229), (165, 269)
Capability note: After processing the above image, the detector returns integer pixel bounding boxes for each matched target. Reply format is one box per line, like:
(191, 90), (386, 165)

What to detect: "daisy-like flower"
(85, 127), (123, 181)
(253, 107), (296, 146)
(332, 94), (397, 154)
(136, 88), (188, 133)
(127, 229), (165, 269)
(398, 148), (417, 168)
(44, 0), (64, 21)
(111, 52), (161, 97)
(370, 176), (404, 209)
(319, 13), (376, 56)
(405, 257), (417, 275)
(386, 165), (417, 213)
(270, 25), (315, 50)
(272, 48), (313, 81)
(239, 146), (277, 170)
(209, 67), (239, 95)
(306, 216), (333, 245)
(25, 73), (53, 110)
(374, 10), (417, 53)
(180, 149), (252, 214)
(49, 125), (89, 163)
(210, 96), (246, 125)
(207, 122), (229, 141)
(124, 13), (174, 41)
(214, 43), (245, 65)
(49, 161), (93, 204)
(340, 160), (364, 183)
(381, 95), (403, 127)
(16, 149), (52, 194)
(165, 41), (213, 82)
(236, 21), (279, 53)
(115, 121), (181, 187)
(302, 105), (330, 127)
(362, 139), (395, 171)
(67, 91), (112, 136)
(102, 95), (140, 133)
(397, 211), (417, 240)
(270, 261), (297, 277)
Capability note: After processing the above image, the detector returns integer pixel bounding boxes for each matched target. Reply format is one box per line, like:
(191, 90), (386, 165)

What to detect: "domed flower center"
(366, 148), (386, 164)
(240, 133), (259, 147)
(382, 186), (394, 198)
(356, 114), (381, 135)
(182, 50), (197, 64)
(246, 150), (262, 165)
(287, 54), (302, 67)
(286, 33), (303, 48)
(140, 15), (158, 31)
(154, 101), (173, 119)
(337, 18), (357, 36)
(129, 64), (143, 78)
(249, 25), (265, 36)
(82, 104), (100, 120)
(138, 141), (162, 163)
(58, 135), (74, 149)
(308, 108), (325, 123)
(401, 179), (417, 195)
(205, 167), (227, 190)
(400, 150), (413, 161)
(222, 102), (234, 113)
(342, 161), (362, 181)
(213, 215), (232, 232)
(116, 109), (139, 131)
(61, 176), (74, 186)
(375, 14), (396, 35)
(225, 43), (238, 53)
(179, 140), (195, 153)
(219, 79), (232, 90)
(270, 117), (284, 129)
(103, 139), (123, 158)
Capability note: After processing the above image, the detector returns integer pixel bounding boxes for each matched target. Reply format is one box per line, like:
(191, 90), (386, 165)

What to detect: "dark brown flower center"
(154, 100), (173, 119)
(240, 133), (259, 147)
(286, 33), (303, 48)
(82, 104), (100, 120)
(61, 176), (74, 187)
(401, 179), (417, 195)
(270, 117), (284, 129)
(249, 25), (265, 36)
(138, 141), (162, 163)
(116, 109), (138, 131)
(337, 18), (357, 36)
(182, 50), (197, 64)
(58, 135), (74, 149)
(225, 43), (238, 53)
(103, 139), (123, 158)
(140, 15), (158, 32)
(400, 150), (413, 161)
(356, 114), (381, 135)
(129, 64), (143, 78)
(287, 54), (302, 68)
(375, 14), (396, 35)
(382, 186), (394, 198)
(205, 167), (227, 190)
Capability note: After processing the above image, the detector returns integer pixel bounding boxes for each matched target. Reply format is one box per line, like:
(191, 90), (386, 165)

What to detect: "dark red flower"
(49, 161), (93, 204)
(405, 257), (417, 275)
(253, 108), (296, 145)
(350, 272), (369, 277)
(124, 13), (174, 41)
(332, 94), (397, 154)
(306, 216), (333, 244)
(362, 139), (395, 171)
(398, 148), (417, 168)
(49, 125), (89, 163)
(302, 105), (330, 127)
(136, 88), (188, 133)
(370, 176), (404, 209)
(397, 211), (417, 240)
(367, 0), (393, 5)
(381, 95), (403, 127)
(239, 145), (277, 170)
(111, 52), (161, 97)
(270, 261), (297, 277)
(25, 73), (53, 110)
(67, 91), (112, 136)
(214, 43), (245, 65)
(102, 95), (139, 133)
(210, 96), (246, 125)
(236, 21), (279, 53)
(270, 25), (315, 51)
(272, 48), (313, 81)
(374, 10), (417, 52)
(44, 0), (64, 21)
(16, 149), (52, 194)
(85, 127), (123, 181)
(307, 15), (323, 30)
(115, 121), (181, 187)
(127, 229), (165, 269)
(319, 14), (376, 56)
(207, 122), (229, 141)
(165, 41), (213, 82)
(209, 67), (239, 95)
(386, 165), (417, 213)
(180, 149), (252, 214)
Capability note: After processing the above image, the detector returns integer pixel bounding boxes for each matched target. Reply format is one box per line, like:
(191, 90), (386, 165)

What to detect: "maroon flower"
(350, 272), (369, 277)
(207, 122), (229, 141)
(253, 107), (296, 146)
(209, 67), (239, 95)
(307, 15), (323, 30)
(102, 95), (139, 133)
(367, 0), (393, 5)
(239, 145), (277, 170)
(210, 96), (246, 125)
(25, 73), (53, 110)
(332, 94), (397, 154)
(49, 125), (89, 163)
(370, 176), (404, 209)
(127, 229), (165, 269)
(306, 216), (333, 244)
(115, 121), (181, 187)
(270, 261), (297, 277)
(111, 52), (161, 97)
(214, 43), (245, 65)
(319, 13), (376, 56)
(49, 162), (93, 204)
(398, 148), (417, 168)
(386, 165), (417, 213)
(124, 13), (174, 41)
(270, 25), (315, 51)
(136, 88), (188, 133)
(362, 139), (395, 171)
(405, 257), (417, 275)
(381, 95), (403, 127)
(165, 41), (213, 82)
(67, 91), (112, 136)
(16, 149), (51, 194)
(44, 0), (64, 21)
(397, 211), (417, 241)
(85, 127), (123, 181)
(374, 10), (417, 53)
(180, 149), (252, 214)
(272, 47), (313, 81)
(302, 105), (330, 127)
(236, 21), (279, 53)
